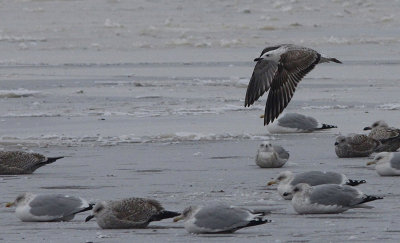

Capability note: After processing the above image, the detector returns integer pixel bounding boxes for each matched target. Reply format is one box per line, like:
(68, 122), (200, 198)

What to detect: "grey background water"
(1, 0), (400, 242)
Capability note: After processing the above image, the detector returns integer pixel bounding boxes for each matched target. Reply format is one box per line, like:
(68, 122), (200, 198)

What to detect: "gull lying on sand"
(245, 44), (341, 125)
(267, 171), (366, 200)
(262, 113), (337, 133)
(85, 197), (179, 229)
(364, 120), (400, 152)
(291, 183), (382, 214)
(367, 152), (400, 176)
(335, 134), (380, 158)
(173, 203), (270, 234)
(255, 141), (289, 168)
(0, 151), (63, 175)
(6, 193), (93, 222)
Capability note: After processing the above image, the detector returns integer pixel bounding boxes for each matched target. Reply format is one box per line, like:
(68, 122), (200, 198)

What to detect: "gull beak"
(254, 57), (262, 62)
(5, 202), (15, 208)
(334, 142), (339, 146)
(260, 114), (265, 118)
(366, 161), (377, 166)
(363, 126), (372, 131)
(267, 180), (277, 186)
(173, 215), (184, 222)
(85, 215), (95, 222)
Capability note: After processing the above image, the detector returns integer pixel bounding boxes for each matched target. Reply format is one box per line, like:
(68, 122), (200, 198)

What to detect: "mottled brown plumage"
(364, 121), (400, 152)
(0, 151), (63, 175)
(335, 134), (380, 158)
(245, 44), (341, 125)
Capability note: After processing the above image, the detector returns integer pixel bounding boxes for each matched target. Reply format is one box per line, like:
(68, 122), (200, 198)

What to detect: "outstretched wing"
(245, 60), (278, 107)
(264, 49), (320, 125)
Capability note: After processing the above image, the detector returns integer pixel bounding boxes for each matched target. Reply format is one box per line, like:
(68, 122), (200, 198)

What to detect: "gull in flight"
(245, 44), (342, 125)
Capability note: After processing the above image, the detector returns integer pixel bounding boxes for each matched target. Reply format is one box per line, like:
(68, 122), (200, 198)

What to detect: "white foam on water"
(0, 89), (41, 98)
(378, 103), (400, 110)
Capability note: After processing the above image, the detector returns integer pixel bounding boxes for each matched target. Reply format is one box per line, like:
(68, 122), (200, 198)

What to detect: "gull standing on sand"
(5, 193), (93, 222)
(291, 183), (382, 214)
(255, 141), (289, 168)
(85, 197), (179, 229)
(245, 44), (342, 125)
(173, 203), (270, 234)
(335, 134), (380, 158)
(364, 120), (400, 152)
(367, 152), (400, 176)
(263, 113), (337, 133)
(0, 151), (63, 175)
(267, 171), (366, 200)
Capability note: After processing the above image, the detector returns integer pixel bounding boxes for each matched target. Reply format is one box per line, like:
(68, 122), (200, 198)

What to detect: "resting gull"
(291, 183), (382, 214)
(255, 141), (289, 168)
(267, 171), (366, 200)
(262, 113), (337, 133)
(173, 203), (270, 234)
(364, 120), (400, 152)
(367, 152), (400, 176)
(335, 134), (380, 158)
(85, 197), (179, 229)
(5, 193), (93, 222)
(245, 44), (342, 125)
(0, 151), (63, 175)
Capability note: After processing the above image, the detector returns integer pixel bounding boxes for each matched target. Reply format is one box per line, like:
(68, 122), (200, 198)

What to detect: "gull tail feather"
(149, 210), (180, 222)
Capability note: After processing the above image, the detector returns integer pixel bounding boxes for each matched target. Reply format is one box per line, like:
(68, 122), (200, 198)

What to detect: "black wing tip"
(361, 195), (383, 204)
(318, 124), (337, 130)
(46, 156), (64, 163)
(149, 210), (180, 222)
(346, 179), (367, 186)
(330, 58), (342, 64)
(245, 218), (271, 228)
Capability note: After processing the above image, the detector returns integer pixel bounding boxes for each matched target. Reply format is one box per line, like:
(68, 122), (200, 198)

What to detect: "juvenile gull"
(5, 193), (93, 222)
(291, 183), (382, 214)
(367, 152), (400, 176)
(364, 120), (400, 152)
(255, 141), (289, 168)
(244, 44), (342, 125)
(173, 203), (270, 234)
(85, 197), (179, 229)
(0, 151), (63, 175)
(335, 134), (380, 158)
(267, 171), (366, 200)
(263, 113), (337, 133)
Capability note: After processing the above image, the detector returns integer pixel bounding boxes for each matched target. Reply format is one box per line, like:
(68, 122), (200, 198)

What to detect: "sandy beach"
(1, 0), (400, 242)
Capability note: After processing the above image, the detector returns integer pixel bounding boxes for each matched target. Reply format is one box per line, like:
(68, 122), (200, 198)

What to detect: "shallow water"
(1, 0), (400, 242)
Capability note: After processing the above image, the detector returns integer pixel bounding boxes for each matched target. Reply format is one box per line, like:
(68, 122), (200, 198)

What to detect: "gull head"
(173, 206), (197, 222)
(367, 152), (391, 166)
(85, 201), (108, 222)
(254, 48), (283, 63)
(292, 183), (311, 195)
(267, 171), (293, 186)
(334, 136), (347, 146)
(364, 120), (388, 130)
(259, 141), (273, 152)
(6, 193), (34, 208)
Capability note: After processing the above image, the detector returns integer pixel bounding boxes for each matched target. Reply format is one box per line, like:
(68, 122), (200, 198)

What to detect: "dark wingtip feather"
(360, 195), (383, 204)
(318, 124), (337, 130)
(149, 210), (180, 222)
(346, 179), (366, 186)
(46, 156), (64, 163)
(330, 58), (342, 64)
(244, 218), (271, 228)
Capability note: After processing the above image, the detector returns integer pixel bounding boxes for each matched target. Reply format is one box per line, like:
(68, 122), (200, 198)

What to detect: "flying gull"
(5, 193), (93, 222)
(245, 44), (342, 125)
(85, 197), (179, 229)
(364, 120), (400, 152)
(367, 152), (400, 176)
(262, 112), (337, 133)
(335, 134), (380, 158)
(267, 171), (366, 200)
(0, 151), (63, 175)
(173, 203), (270, 234)
(255, 141), (289, 168)
(291, 183), (382, 214)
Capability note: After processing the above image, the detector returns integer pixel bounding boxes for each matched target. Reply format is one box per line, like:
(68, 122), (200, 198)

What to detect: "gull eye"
(94, 206), (104, 213)
(293, 187), (300, 192)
